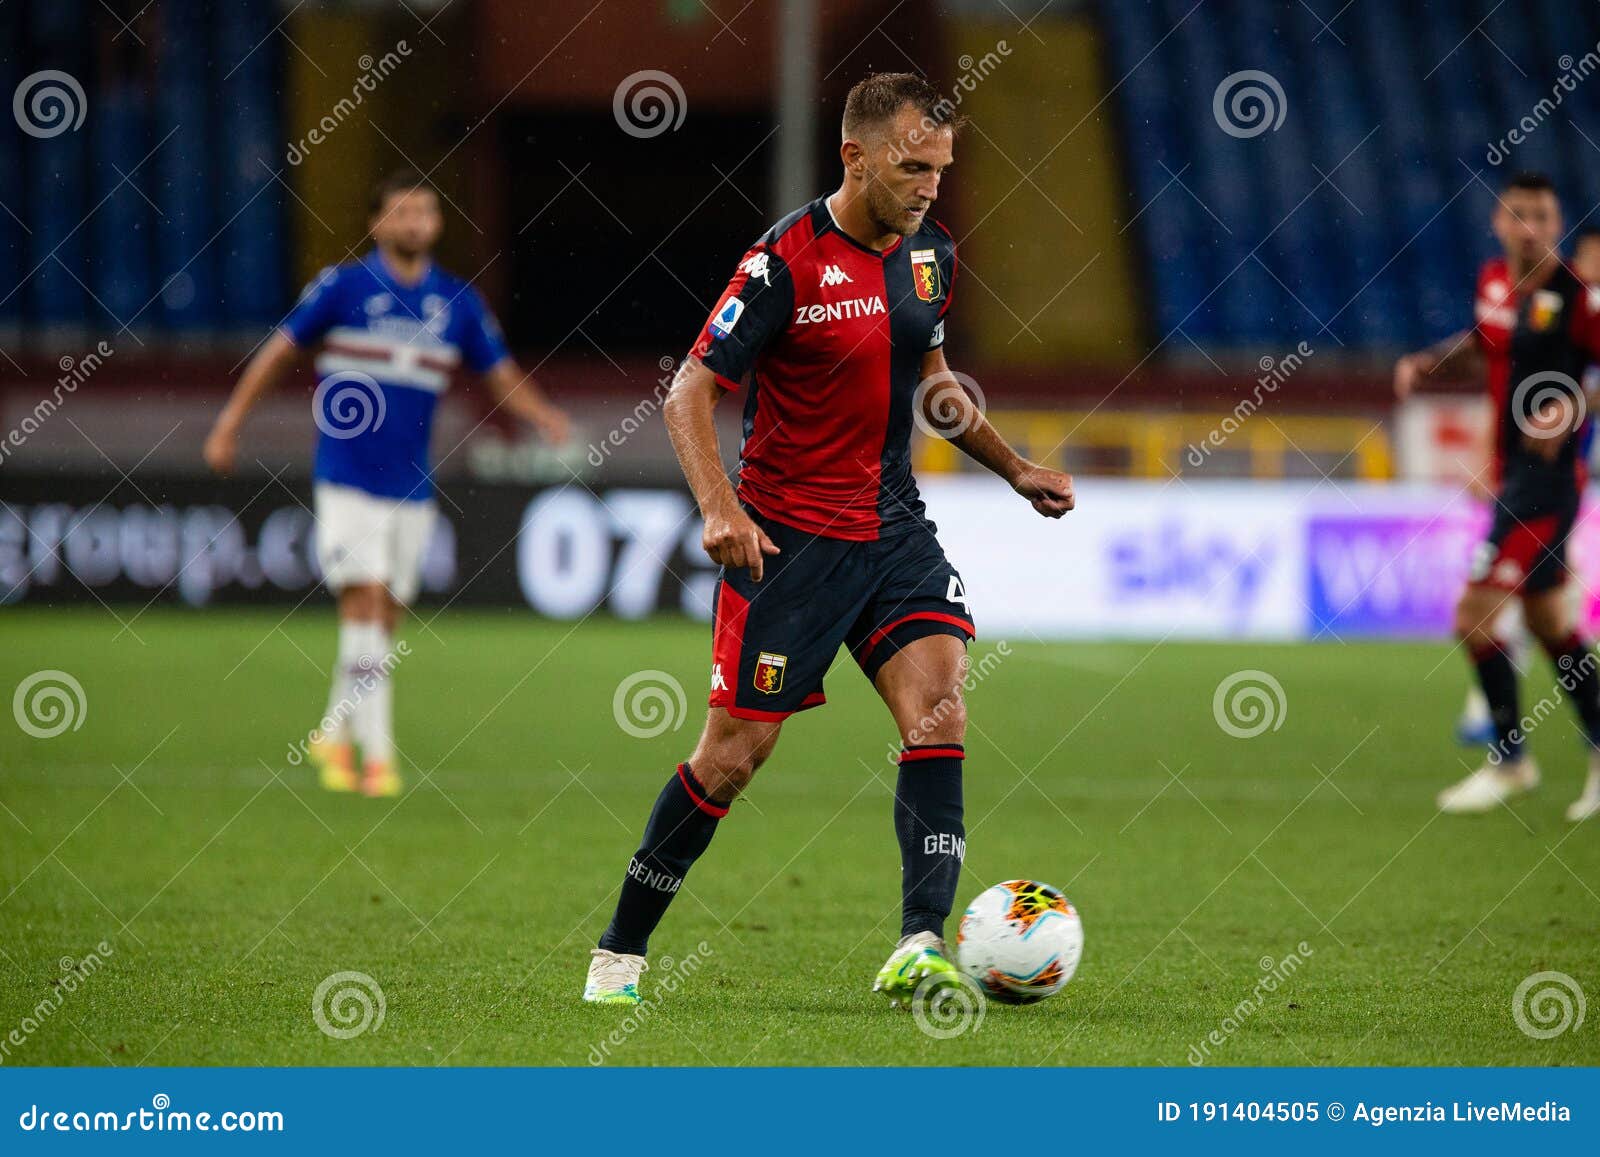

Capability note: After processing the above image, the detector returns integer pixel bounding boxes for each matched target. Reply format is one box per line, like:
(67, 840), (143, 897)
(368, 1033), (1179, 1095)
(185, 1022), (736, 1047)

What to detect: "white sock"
(349, 623), (395, 766)
(320, 622), (365, 744)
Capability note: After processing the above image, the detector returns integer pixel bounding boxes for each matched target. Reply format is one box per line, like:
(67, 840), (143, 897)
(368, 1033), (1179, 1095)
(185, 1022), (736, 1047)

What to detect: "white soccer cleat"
(583, 948), (646, 1005)
(1565, 763), (1600, 823)
(1437, 760), (1540, 814)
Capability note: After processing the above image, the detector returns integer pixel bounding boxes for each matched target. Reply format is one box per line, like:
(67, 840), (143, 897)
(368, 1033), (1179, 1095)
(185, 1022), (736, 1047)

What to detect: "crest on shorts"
(753, 652), (787, 695)
(910, 248), (941, 302)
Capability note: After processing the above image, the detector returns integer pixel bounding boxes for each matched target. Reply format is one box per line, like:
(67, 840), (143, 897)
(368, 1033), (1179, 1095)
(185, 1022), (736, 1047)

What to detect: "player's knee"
(696, 751), (761, 801)
(904, 688), (966, 746)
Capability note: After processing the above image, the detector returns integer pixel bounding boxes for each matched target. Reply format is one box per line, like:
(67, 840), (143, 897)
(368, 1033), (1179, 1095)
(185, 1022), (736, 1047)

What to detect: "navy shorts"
(708, 509), (975, 721)
(1469, 498), (1578, 594)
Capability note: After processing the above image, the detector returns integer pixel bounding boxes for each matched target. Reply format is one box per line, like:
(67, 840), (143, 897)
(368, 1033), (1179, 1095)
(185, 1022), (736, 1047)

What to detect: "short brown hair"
(842, 72), (964, 139)
(369, 169), (436, 215)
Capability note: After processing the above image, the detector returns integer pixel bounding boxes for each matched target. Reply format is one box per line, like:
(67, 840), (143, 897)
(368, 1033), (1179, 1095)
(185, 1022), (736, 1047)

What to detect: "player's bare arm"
(664, 356), (779, 580)
(1393, 329), (1484, 398)
(482, 358), (572, 445)
(918, 347), (1074, 518)
(203, 330), (302, 475)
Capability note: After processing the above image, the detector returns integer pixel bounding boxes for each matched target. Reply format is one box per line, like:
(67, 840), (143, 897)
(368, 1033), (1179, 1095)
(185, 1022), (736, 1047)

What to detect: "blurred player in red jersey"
(1395, 173), (1600, 821)
(583, 74), (1075, 1006)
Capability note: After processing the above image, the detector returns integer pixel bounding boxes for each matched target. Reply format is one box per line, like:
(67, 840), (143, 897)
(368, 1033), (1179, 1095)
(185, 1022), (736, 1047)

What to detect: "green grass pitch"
(1, 607), (1596, 1066)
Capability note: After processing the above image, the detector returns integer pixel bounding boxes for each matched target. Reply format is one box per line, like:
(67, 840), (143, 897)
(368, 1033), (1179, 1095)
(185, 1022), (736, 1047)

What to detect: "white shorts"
(313, 483), (437, 605)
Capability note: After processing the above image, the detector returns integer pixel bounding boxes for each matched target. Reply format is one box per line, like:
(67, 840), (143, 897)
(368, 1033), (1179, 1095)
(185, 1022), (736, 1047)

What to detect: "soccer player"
(1395, 172), (1600, 821)
(582, 74), (1075, 1006)
(203, 170), (570, 797)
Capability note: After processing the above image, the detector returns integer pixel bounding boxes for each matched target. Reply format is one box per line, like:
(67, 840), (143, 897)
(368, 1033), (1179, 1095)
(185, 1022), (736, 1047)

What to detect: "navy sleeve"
(687, 243), (793, 390)
(457, 286), (512, 373)
(280, 265), (343, 347)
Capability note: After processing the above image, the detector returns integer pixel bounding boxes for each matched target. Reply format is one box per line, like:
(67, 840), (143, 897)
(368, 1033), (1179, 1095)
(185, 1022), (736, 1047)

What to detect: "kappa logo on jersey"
(753, 652), (787, 694)
(910, 248), (942, 302)
(794, 296), (886, 325)
(739, 251), (772, 287)
(711, 663), (728, 692)
(819, 264), (853, 288)
(709, 297), (745, 339)
(363, 293), (394, 316)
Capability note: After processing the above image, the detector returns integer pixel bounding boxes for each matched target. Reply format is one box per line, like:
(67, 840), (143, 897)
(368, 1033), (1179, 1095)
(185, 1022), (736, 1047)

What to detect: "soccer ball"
(956, 880), (1083, 1004)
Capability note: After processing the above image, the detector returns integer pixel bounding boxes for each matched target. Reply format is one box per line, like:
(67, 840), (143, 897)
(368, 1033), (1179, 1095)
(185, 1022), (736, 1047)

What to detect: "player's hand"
(1393, 354), (1424, 399)
(531, 403), (572, 446)
(1521, 399), (1574, 461)
(702, 503), (781, 581)
(203, 420), (239, 476)
(1012, 464), (1075, 518)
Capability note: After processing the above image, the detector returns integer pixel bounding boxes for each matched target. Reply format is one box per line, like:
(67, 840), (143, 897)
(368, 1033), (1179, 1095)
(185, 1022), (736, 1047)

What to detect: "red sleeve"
(1571, 282), (1600, 362)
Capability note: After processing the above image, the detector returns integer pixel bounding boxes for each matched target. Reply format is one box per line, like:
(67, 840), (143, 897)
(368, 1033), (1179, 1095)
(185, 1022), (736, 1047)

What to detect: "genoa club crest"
(753, 652), (787, 695)
(1529, 289), (1564, 332)
(910, 248), (941, 302)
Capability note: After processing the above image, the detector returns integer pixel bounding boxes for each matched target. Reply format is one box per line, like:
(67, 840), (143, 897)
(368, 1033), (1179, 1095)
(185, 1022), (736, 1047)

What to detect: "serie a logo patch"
(753, 652), (787, 694)
(910, 248), (941, 302)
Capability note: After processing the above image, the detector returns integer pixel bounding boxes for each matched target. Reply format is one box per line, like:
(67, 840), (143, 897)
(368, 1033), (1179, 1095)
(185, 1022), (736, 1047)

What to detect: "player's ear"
(840, 137), (866, 178)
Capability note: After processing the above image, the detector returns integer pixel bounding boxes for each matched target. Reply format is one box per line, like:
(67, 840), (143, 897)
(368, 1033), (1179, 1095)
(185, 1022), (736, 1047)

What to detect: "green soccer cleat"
(583, 948), (647, 1005)
(873, 931), (961, 1008)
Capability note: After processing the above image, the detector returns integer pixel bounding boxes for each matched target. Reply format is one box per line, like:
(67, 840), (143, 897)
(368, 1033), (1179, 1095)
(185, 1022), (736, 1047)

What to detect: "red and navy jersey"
(1472, 257), (1600, 502)
(688, 196), (957, 541)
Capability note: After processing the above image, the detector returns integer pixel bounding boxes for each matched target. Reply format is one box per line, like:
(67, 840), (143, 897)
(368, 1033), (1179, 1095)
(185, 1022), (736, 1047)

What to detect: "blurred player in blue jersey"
(204, 171), (570, 797)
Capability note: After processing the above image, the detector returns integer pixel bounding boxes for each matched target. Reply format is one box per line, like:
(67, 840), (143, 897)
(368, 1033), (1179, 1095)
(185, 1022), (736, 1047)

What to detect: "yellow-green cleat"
(583, 948), (647, 1005)
(873, 931), (961, 1008)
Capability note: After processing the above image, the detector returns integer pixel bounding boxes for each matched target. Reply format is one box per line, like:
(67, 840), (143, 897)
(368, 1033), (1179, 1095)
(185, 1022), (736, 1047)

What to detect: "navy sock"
(894, 744), (965, 940)
(1544, 633), (1600, 748)
(598, 763), (727, 956)
(1469, 639), (1523, 762)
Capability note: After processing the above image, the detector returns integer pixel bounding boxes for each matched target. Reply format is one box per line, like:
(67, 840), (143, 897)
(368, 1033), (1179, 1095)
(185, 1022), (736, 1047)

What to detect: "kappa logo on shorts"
(753, 652), (787, 695)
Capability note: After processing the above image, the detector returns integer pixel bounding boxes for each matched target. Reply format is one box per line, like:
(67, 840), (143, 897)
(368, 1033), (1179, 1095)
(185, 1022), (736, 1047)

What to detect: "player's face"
(1574, 240), (1600, 284)
(370, 188), (443, 258)
(1492, 188), (1561, 266)
(864, 109), (954, 237)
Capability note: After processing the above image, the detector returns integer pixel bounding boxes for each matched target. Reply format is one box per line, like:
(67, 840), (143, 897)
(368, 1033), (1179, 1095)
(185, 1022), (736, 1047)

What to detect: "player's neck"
(374, 245), (431, 287)
(827, 188), (899, 253)
(1508, 250), (1560, 287)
